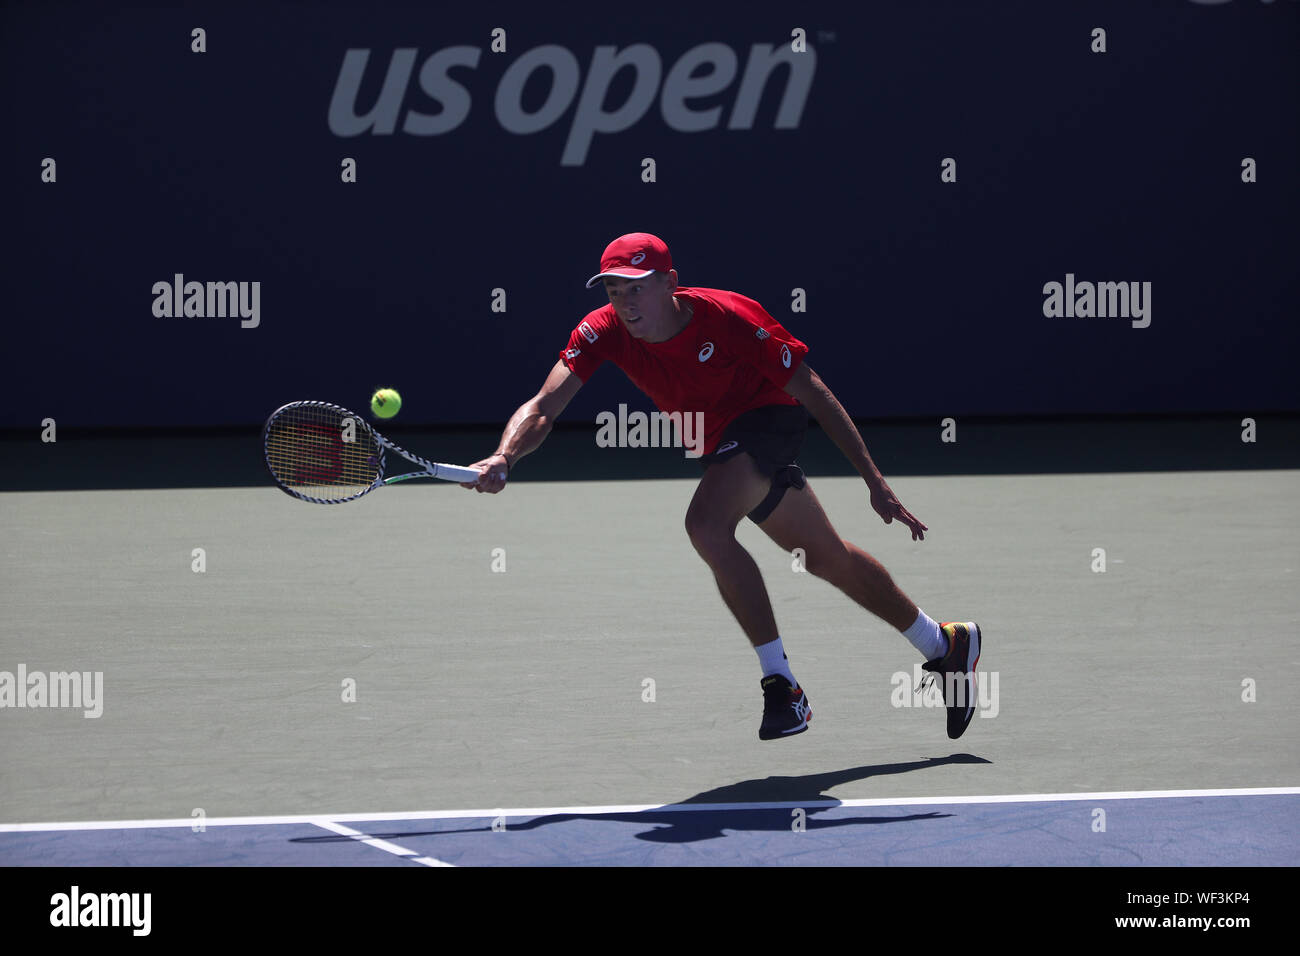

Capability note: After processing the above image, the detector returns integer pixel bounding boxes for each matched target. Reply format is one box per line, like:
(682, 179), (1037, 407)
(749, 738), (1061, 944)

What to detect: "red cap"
(585, 233), (673, 288)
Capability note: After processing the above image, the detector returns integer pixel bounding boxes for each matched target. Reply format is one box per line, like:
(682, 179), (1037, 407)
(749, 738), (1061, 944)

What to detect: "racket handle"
(431, 463), (486, 483)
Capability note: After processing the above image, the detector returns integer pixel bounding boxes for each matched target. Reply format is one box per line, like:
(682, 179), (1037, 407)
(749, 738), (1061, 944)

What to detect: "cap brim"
(585, 268), (656, 289)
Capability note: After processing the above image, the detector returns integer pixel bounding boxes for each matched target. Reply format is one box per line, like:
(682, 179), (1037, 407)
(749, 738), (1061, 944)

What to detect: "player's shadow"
(290, 753), (989, 846)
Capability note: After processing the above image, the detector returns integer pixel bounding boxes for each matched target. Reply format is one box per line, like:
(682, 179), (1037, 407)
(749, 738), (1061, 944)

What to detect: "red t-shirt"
(559, 287), (808, 455)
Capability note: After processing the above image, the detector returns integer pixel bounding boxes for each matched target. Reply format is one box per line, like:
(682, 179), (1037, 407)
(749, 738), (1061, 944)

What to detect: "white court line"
(0, 787), (1297, 833)
(310, 819), (453, 868)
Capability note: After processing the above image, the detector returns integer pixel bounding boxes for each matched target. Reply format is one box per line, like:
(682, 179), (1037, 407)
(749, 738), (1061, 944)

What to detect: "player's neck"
(644, 295), (693, 344)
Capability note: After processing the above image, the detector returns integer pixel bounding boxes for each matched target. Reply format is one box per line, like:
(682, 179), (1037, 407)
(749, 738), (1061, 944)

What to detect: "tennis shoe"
(921, 621), (982, 739)
(759, 675), (812, 740)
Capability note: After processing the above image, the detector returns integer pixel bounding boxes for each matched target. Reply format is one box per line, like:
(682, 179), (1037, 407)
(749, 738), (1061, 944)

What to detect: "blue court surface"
(3, 788), (1295, 867)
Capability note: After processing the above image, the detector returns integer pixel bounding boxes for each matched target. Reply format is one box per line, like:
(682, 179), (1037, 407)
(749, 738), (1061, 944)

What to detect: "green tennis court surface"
(2, 469), (1295, 850)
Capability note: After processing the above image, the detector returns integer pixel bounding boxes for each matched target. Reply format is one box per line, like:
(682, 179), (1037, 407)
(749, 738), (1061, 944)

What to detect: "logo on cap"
(586, 233), (673, 288)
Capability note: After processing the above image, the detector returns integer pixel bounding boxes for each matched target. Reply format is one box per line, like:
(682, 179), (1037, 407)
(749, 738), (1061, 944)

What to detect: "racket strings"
(265, 404), (380, 501)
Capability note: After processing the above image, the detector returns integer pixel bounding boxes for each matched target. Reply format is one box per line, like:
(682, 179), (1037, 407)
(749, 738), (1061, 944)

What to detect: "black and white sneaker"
(759, 675), (812, 740)
(921, 622), (982, 739)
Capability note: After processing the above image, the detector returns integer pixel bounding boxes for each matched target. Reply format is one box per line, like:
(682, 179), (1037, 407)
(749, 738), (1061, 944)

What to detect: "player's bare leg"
(686, 452), (813, 739)
(757, 479), (983, 739)
(684, 453), (779, 648)
(755, 480), (918, 631)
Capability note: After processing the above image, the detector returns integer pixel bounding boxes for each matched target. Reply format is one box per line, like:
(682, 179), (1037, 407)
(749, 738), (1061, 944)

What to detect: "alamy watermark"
(595, 404), (705, 458)
(152, 274), (260, 328)
(0, 665), (103, 718)
(1042, 274), (1150, 328)
(890, 663), (999, 718)
(50, 886), (150, 935)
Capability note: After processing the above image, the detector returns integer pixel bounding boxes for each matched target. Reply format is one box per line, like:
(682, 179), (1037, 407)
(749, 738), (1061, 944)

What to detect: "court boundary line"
(310, 819), (454, 867)
(2, 786), (1296, 833)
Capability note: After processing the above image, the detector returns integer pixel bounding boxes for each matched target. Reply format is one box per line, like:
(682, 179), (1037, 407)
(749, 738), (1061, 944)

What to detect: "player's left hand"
(868, 478), (928, 541)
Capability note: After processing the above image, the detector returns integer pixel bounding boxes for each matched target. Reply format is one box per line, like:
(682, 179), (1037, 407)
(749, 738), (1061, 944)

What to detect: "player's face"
(602, 272), (677, 338)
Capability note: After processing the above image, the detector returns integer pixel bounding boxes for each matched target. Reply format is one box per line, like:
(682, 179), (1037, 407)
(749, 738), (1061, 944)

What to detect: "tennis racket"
(263, 400), (482, 504)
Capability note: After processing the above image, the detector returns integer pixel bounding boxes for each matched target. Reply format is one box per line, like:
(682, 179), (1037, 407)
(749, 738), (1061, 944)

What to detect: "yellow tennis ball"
(370, 388), (401, 418)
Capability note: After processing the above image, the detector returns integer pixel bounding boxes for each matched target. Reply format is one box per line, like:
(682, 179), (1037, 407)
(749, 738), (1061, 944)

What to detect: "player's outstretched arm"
(783, 363), (929, 540)
(461, 359), (583, 494)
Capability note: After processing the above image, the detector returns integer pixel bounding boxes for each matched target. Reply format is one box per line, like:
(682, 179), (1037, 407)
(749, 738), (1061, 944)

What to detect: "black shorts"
(699, 404), (810, 524)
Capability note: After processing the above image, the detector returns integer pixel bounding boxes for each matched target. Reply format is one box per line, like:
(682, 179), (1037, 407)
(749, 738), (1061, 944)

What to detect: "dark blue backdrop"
(3, 0), (1297, 429)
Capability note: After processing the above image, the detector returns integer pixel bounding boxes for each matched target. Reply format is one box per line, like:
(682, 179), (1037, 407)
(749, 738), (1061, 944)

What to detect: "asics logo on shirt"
(698, 341), (715, 362)
(781, 344), (792, 368)
(716, 440), (739, 453)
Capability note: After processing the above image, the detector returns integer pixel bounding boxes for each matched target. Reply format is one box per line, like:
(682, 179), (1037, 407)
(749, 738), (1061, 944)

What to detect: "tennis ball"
(370, 388), (401, 418)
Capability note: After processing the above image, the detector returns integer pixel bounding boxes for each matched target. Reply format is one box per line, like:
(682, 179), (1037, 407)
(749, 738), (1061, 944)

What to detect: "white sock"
(902, 610), (948, 661)
(755, 637), (797, 685)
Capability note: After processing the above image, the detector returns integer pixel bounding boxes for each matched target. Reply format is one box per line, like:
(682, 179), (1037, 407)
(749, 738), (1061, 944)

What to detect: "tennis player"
(462, 233), (982, 741)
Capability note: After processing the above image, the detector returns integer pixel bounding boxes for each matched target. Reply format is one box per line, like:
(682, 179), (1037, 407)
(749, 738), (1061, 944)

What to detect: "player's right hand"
(460, 453), (510, 494)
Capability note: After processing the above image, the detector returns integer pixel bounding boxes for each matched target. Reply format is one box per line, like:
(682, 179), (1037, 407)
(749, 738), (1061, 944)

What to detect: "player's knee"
(684, 509), (735, 563)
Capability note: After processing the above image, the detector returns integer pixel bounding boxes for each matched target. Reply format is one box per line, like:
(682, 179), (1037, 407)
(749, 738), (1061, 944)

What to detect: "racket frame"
(262, 400), (482, 504)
